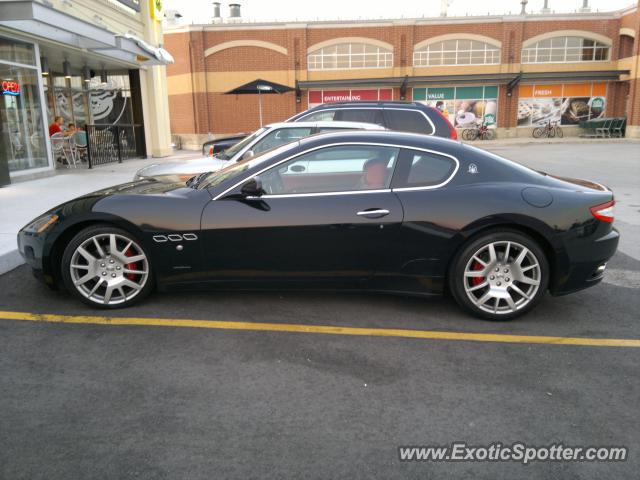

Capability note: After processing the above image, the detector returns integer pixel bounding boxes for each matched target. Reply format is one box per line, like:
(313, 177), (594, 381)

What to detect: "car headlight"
(23, 213), (59, 234)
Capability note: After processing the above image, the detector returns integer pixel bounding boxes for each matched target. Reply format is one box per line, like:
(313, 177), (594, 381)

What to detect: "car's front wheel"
(61, 225), (153, 308)
(449, 230), (549, 320)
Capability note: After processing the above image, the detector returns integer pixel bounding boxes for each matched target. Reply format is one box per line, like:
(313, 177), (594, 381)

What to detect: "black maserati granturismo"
(18, 131), (618, 320)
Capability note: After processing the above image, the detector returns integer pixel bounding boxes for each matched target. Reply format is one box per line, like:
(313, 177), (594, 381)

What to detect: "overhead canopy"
(297, 70), (630, 89)
(0, 0), (173, 66)
(226, 79), (295, 94)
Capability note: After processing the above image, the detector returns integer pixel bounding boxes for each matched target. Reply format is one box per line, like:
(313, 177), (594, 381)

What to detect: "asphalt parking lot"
(1, 142), (639, 479)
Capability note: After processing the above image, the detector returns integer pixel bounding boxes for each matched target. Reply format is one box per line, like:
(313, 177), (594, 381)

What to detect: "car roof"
(296, 129), (461, 153)
(264, 120), (386, 130)
(305, 101), (426, 109)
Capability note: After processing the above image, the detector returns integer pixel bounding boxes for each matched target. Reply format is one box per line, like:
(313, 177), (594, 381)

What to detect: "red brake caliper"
(471, 261), (485, 286)
(124, 247), (137, 280)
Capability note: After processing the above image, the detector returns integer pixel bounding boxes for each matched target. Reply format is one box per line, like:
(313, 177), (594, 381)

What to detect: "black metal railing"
(86, 124), (145, 168)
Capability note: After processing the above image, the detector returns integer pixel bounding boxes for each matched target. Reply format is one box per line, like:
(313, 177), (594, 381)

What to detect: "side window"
(252, 127), (313, 155)
(384, 109), (434, 135)
(392, 149), (457, 189)
(316, 127), (353, 133)
(335, 108), (384, 125)
(297, 110), (336, 122)
(260, 145), (399, 195)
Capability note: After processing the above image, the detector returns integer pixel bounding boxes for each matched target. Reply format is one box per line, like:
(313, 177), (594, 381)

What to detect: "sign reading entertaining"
(309, 88), (393, 107)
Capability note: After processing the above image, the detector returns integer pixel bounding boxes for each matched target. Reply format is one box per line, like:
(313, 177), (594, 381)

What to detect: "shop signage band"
(308, 88), (393, 107)
(1, 80), (20, 96)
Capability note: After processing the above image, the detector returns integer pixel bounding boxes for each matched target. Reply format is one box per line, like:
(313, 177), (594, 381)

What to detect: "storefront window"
(0, 36), (36, 66)
(521, 36), (610, 63)
(308, 43), (393, 70)
(517, 83), (607, 127)
(46, 73), (134, 127)
(90, 74), (134, 125)
(413, 86), (498, 128)
(414, 40), (500, 66)
(0, 63), (48, 172)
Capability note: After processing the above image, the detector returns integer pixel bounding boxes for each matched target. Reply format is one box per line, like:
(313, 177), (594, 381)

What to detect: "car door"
(371, 147), (461, 293)
(199, 144), (403, 286)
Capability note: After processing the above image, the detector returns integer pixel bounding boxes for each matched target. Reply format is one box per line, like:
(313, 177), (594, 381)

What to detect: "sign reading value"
(1, 80), (20, 96)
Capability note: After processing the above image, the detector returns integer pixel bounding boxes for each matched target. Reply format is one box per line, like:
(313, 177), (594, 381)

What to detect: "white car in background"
(134, 121), (386, 182)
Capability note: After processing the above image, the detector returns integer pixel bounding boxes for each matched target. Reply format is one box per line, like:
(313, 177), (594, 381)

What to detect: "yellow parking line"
(0, 310), (639, 348)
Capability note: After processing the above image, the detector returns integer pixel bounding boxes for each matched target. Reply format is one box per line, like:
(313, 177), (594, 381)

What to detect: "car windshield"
(216, 128), (266, 160)
(197, 141), (299, 190)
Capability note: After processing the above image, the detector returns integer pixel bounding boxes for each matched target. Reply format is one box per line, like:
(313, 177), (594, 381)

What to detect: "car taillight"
(590, 200), (615, 223)
(209, 146), (214, 156)
(432, 107), (457, 139)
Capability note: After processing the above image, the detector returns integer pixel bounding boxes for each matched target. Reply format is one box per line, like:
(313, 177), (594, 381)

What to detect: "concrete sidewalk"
(0, 151), (201, 274)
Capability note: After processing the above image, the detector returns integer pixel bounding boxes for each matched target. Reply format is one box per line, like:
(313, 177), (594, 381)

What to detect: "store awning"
(298, 70), (630, 89)
(0, 0), (173, 66)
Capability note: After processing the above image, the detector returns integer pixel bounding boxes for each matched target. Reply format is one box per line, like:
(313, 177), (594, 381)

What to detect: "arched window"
(522, 36), (610, 63)
(307, 42), (393, 70)
(413, 39), (500, 66)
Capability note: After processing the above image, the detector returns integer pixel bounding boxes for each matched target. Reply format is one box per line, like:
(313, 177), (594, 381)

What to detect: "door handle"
(356, 209), (390, 219)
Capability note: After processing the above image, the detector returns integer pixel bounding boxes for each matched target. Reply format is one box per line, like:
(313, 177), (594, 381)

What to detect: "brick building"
(164, 3), (640, 148)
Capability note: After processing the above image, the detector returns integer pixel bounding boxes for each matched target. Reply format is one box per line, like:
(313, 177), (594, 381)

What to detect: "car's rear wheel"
(61, 225), (153, 308)
(449, 230), (549, 320)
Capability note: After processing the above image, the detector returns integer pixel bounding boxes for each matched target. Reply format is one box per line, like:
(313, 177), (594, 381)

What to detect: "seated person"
(66, 123), (77, 135)
(360, 157), (390, 189)
(48, 116), (64, 136)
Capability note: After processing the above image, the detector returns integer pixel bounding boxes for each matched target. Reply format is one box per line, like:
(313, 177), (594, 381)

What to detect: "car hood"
(84, 178), (192, 197)
(136, 157), (229, 178)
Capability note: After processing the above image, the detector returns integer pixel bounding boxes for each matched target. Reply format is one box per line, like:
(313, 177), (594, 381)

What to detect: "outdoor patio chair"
(10, 132), (26, 159)
(51, 132), (76, 168)
(73, 131), (89, 163)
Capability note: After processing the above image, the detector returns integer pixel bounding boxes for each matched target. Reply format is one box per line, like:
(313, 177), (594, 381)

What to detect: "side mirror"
(240, 176), (264, 197)
(241, 150), (255, 161)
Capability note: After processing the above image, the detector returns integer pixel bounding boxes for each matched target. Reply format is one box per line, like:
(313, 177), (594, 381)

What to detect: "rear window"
(334, 108), (384, 125)
(298, 110), (336, 122)
(384, 109), (434, 135)
(393, 149), (457, 188)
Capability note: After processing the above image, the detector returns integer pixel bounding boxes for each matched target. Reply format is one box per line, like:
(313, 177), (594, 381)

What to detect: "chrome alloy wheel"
(69, 233), (149, 305)
(463, 241), (541, 315)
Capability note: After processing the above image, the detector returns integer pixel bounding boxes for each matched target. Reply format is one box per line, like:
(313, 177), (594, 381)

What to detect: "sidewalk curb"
(0, 248), (24, 275)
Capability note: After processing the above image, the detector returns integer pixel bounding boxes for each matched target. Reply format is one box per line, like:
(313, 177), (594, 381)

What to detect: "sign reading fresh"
(413, 86), (498, 128)
(1, 80), (20, 96)
(517, 83), (607, 127)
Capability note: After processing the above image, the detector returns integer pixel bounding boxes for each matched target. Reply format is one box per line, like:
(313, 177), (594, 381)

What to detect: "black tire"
(483, 129), (496, 140)
(61, 224), (153, 309)
(555, 126), (563, 138)
(448, 229), (549, 321)
(465, 129), (478, 141)
(532, 127), (544, 138)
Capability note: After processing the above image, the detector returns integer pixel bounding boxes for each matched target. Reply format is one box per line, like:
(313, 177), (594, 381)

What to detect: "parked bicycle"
(462, 123), (496, 141)
(533, 120), (563, 139)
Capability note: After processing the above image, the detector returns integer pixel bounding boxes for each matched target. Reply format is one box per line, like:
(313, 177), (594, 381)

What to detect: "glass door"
(0, 63), (48, 173)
